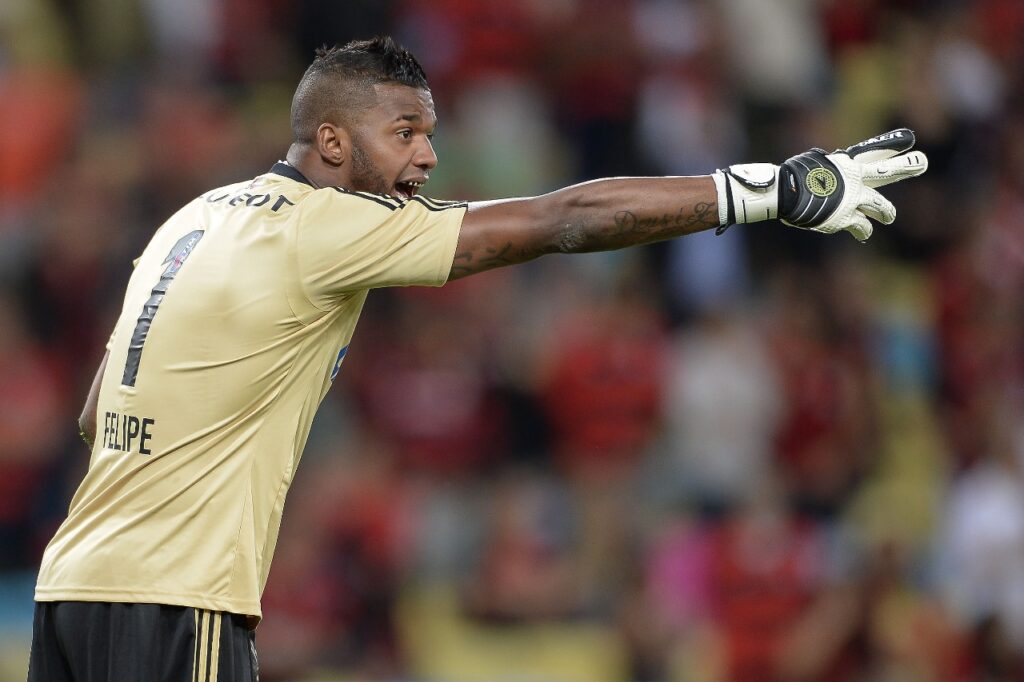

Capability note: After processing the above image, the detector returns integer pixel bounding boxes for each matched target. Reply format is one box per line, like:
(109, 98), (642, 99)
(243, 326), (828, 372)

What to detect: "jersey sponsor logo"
(165, 230), (203, 276)
(330, 345), (349, 381)
(102, 410), (156, 455)
(806, 168), (838, 197)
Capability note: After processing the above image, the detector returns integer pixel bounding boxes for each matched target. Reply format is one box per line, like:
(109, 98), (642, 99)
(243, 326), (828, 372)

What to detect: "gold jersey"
(35, 163), (465, 620)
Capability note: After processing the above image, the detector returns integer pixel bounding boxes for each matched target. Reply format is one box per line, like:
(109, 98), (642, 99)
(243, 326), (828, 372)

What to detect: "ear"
(315, 123), (350, 168)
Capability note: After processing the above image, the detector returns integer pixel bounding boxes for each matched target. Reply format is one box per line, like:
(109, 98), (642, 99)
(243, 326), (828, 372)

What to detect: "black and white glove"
(712, 129), (929, 241)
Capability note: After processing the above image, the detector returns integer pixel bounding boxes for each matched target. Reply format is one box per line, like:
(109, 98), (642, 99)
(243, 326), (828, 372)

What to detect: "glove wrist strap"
(711, 171), (730, 229)
(713, 164), (780, 234)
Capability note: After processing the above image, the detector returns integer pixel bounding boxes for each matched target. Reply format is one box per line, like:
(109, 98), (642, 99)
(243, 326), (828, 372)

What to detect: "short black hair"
(290, 36), (429, 144)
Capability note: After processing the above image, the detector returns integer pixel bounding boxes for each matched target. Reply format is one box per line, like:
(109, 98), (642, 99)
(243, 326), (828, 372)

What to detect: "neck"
(285, 144), (347, 189)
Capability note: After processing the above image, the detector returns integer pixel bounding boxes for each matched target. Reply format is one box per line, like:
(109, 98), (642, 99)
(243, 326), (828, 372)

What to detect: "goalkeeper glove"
(712, 129), (929, 241)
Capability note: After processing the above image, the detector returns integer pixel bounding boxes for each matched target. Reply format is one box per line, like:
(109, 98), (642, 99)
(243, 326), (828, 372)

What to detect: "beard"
(348, 139), (391, 196)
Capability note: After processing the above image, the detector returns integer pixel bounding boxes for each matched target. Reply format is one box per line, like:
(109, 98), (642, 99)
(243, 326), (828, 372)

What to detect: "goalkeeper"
(29, 36), (927, 681)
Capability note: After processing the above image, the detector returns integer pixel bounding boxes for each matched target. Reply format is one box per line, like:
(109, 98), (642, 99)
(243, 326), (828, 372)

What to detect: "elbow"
(557, 221), (589, 253)
(78, 414), (95, 447)
(551, 191), (596, 254)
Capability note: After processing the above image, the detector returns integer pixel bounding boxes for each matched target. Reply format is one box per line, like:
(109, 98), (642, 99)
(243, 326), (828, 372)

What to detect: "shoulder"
(296, 187), (467, 232)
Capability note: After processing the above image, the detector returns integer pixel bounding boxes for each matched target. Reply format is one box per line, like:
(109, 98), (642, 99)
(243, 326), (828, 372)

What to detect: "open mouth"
(394, 180), (423, 200)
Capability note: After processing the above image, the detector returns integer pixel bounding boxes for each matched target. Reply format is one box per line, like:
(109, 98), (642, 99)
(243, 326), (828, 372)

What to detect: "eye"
(398, 129), (412, 140)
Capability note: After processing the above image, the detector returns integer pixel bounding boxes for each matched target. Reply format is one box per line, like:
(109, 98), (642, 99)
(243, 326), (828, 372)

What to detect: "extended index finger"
(862, 151), (929, 188)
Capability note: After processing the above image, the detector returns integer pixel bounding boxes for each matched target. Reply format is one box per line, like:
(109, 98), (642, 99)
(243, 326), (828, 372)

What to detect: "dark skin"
(79, 83), (720, 445)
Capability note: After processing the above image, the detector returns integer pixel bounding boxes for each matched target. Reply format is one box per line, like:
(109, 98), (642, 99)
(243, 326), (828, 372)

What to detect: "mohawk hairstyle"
(290, 36), (430, 144)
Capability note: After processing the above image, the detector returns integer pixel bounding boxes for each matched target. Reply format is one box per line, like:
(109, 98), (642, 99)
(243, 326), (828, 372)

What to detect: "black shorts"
(28, 602), (259, 682)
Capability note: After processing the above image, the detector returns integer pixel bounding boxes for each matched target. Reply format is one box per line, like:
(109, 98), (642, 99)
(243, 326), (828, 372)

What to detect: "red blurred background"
(1, 1), (1023, 680)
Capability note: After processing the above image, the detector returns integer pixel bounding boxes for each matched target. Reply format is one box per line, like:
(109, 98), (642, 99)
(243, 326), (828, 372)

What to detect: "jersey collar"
(269, 161), (316, 188)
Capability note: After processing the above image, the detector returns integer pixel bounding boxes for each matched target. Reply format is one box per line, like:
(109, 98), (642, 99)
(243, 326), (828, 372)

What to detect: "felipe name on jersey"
(102, 410), (156, 455)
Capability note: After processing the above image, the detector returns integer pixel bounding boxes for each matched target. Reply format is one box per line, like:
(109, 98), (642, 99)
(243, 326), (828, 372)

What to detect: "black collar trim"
(269, 161), (316, 188)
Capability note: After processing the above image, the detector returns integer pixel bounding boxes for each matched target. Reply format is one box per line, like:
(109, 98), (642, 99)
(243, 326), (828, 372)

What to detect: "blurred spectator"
(139, 0), (224, 79)
(839, 540), (963, 681)
(0, 69), (83, 214)
(349, 292), (507, 476)
(716, 0), (829, 160)
(535, 273), (668, 610)
(620, 512), (716, 680)
(19, 153), (136, 366)
(288, 0), (396, 74)
(766, 265), (875, 516)
(462, 468), (579, 622)
(938, 411), (1024, 654)
(260, 432), (415, 679)
(661, 305), (782, 515)
(631, 475), (863, 681)
(543, 0), (646, 178)
(704, 475), (856, 682)
(538, 279), (666, 481)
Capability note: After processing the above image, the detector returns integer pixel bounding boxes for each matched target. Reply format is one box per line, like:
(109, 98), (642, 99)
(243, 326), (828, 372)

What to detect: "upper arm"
(449, 195), (562, 280)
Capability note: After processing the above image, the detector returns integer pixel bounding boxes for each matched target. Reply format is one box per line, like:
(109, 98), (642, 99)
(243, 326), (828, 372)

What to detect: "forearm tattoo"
(450, 242), (547, 278)
(611, 201), (717, 239)
(561, 201), (717, 253)
(451, 200), (718, 278)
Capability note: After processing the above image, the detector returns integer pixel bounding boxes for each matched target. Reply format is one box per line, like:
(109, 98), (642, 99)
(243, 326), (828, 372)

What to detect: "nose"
(414, 137), (438, 171)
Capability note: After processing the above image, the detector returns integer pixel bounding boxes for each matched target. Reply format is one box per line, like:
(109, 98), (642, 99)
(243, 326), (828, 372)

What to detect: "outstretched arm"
(448, 129), (929, 281)
(450, 176), (719, 280)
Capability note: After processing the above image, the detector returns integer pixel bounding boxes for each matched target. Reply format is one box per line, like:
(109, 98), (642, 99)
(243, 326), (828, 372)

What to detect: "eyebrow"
(394, 112), (437, 132)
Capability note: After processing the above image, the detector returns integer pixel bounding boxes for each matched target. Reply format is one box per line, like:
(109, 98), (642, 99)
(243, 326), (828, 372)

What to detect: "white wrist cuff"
(722, 163), (780, 224)
(712, 171), (729, 227)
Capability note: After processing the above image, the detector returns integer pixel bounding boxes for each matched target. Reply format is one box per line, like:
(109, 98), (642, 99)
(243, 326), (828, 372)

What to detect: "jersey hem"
(33, 587), (262, 622)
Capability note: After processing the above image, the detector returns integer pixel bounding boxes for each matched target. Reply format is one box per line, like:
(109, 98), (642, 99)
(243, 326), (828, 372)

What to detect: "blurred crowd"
(2, 0), (1024, 680)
